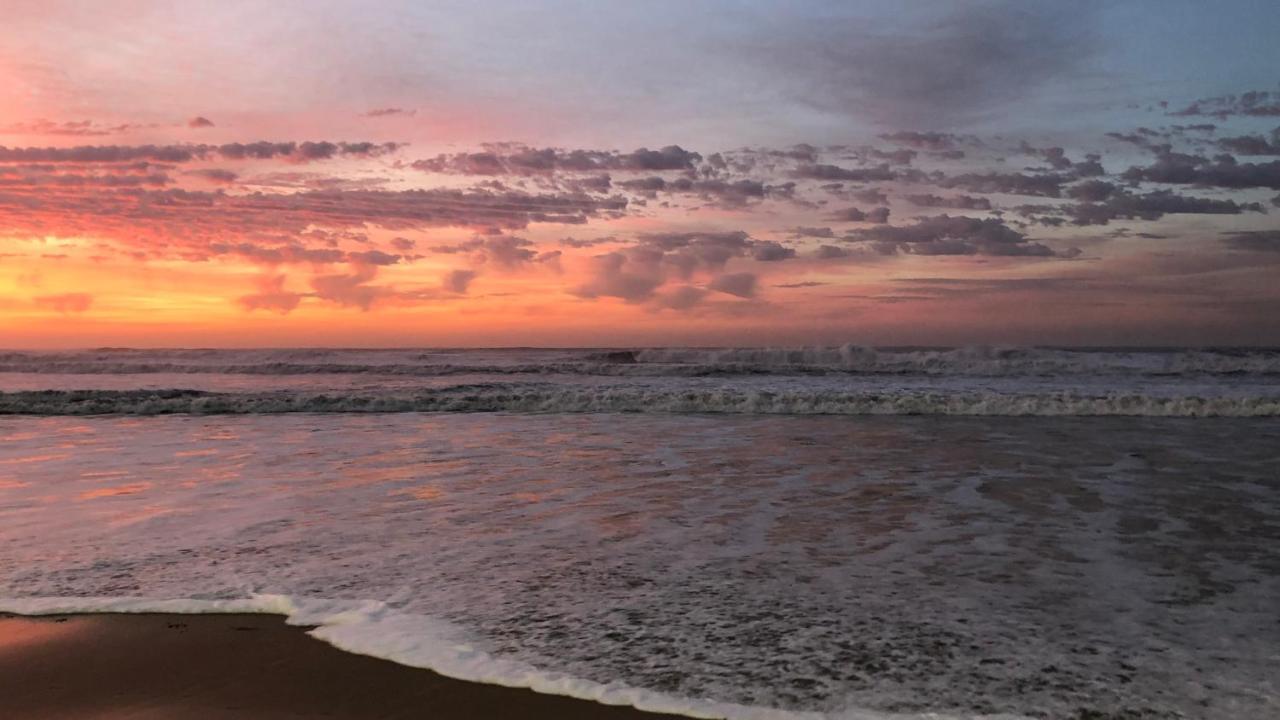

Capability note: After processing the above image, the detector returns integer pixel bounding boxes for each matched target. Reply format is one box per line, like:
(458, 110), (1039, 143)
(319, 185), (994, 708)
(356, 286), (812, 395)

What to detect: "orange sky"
(3, 3), (1279, 347)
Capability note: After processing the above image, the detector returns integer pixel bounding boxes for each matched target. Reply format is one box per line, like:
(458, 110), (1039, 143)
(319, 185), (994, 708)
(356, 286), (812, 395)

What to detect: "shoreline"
(0, 612), (694, 719)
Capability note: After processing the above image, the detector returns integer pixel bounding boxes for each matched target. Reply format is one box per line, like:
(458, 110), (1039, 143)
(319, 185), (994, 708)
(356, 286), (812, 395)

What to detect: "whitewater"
(1, 345), (1278, 417)
(3, 347), (1278, 719)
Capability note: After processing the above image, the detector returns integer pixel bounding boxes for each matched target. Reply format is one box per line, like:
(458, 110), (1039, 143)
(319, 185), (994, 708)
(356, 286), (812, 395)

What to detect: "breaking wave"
(2, 386), (1276, 417)
(0, 595), (1004, 720)
(1, 345), (1278, 378)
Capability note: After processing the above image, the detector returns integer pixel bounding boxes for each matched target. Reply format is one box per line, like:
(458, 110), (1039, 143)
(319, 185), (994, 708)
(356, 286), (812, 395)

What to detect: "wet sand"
(0, 613), (692, 719)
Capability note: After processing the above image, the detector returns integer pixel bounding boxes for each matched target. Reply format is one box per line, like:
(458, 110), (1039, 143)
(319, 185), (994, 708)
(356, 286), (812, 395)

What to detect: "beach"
(1, 613), (684, 719)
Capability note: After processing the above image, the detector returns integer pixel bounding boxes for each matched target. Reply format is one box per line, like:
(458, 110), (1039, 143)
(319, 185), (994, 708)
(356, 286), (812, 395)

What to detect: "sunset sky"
(2, 0), (1279, 348)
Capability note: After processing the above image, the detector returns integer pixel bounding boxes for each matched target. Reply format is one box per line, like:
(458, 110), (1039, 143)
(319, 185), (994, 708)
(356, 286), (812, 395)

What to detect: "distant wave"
(2, 345), (1280, 378)
(2, 387), (1275, 417)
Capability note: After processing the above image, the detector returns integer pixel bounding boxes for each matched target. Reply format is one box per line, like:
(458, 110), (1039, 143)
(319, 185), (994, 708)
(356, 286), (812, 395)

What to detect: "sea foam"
(0, 595), (1025, 720)
(1, 387), (1276, 416)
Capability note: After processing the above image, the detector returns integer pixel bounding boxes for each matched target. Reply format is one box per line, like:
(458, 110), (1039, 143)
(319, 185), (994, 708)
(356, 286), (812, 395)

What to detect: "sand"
(0, 613), (693, 719)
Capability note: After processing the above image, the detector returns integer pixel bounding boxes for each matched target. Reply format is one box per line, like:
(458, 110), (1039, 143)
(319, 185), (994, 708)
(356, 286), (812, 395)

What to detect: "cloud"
(187, 117), (215, 128)
(939, 171), (1068, 198)
(829, 206), (890, 223)
(764, 1), (1099, 127)
(185, 168), (238, 184)
(1169, 91), (1280, 119)
(814, 244), (851, 260)
(1062, 189), (1263, 226)
(707, 272), (758, 298)
(0, 141), (401, 164)
(237, 275), (301, 313)
(878, 132), (965, 151)
(1, 119), (148, 137)
(347, 249), (402, 266)
(310, 264), (386, 310)
(655, 285), (707, 310)
(413, 144), (701, 176)
(904, 194), (992, 210)
(792, 163), (895, 182)
(1217, 130), (1280, 156)
(33, 292), (92, 313)
(363, 107), (416, 117)
(573, 250), (666, 303)
(0, 186), (628, 255)
(1222, 231), (1280, 253)
(787, 226), (835, 239)
(751, 241), (797, 262)
(442, 269), (477, 293)
(851, 215), (1065, 257)
(618, 176), (793, 208)
(572, 231), (779, 305)
(1122, 153), (1280, 190)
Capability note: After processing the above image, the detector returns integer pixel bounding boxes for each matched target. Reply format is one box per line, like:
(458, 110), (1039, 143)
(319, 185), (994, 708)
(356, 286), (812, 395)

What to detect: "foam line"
(0, 595), (1029, 720)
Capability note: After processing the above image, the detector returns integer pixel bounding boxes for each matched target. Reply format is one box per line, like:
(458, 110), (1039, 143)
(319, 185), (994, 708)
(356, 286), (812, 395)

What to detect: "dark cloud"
(1221, 231), (1280, 253)
(1169, 91), (1280, 119)
(348, 250), (402, 266)
(1217, 130), (1280, 156)
(851, 215), (1064, 257)
(787, 226), (835, 239)
(751, 241), (797, 262)
(940, 171), (1068, 198)
(363, 108), (416, 117)
(1066, 179), (1117, 202)
(1122, 153), (1280, 189)
(767, 2), (1098, 127)
(707, 272), (758, 298)
(655, 285), (707, 310)
(852, 188), (889, 205)
(187, 117), (215, 128)
(565, 174), (612, 193)
(813, 245), (851, 260)
(186, 168), (238, 184)
(559, 236), (614, 248)
(905, 193), (993, 210)
(619, 176), (793, 208)
(413, 144), (701, 176)
(792, 163), (895, 182)
(829, 206), (890, 223)
(0, 186), (628, 258)
(1020, 143), (1073, 170)
(1062, 189), (1263, 226)
(0, 141), (401, 164)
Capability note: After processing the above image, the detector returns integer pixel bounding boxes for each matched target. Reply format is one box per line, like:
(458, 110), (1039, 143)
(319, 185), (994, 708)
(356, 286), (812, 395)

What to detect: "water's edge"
(0, 595), (1022, 720)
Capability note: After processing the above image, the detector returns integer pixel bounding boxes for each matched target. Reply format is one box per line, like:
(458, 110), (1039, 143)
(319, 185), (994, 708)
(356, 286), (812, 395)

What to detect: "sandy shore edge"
(0, 612), (694, 719)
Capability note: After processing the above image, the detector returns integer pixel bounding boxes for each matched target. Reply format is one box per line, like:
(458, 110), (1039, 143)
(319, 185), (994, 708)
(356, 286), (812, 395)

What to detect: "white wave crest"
(1, 387), (1276, 416)
(0, 595), (1024, 720)
(1, 345), (1279, 378)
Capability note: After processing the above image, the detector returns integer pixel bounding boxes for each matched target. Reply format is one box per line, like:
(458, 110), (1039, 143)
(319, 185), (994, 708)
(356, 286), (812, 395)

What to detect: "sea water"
(2, 347), (1278, 719)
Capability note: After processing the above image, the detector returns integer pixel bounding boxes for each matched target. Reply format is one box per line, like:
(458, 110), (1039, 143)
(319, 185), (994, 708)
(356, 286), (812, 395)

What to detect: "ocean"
(2, 346), (1278, 719)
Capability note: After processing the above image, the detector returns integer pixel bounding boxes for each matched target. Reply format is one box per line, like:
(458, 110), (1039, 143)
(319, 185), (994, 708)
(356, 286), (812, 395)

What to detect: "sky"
(2, 0), (1279, 348)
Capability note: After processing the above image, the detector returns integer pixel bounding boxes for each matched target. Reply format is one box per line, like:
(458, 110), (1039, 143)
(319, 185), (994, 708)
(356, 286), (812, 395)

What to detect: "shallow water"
(3, 412), (1278, 719)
